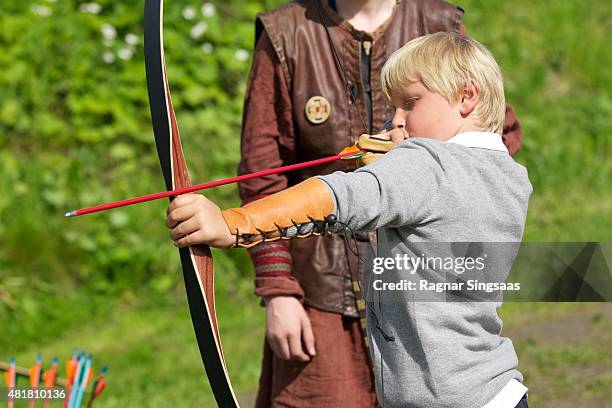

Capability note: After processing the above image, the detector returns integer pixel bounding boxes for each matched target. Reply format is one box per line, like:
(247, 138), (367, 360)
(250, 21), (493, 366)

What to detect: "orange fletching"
(30, 366), (41, 387)
(43, 367), (57, 388)
(338, 144), (361, 155)
(95, 381), (106, 396)
(66, 361), (76, 385)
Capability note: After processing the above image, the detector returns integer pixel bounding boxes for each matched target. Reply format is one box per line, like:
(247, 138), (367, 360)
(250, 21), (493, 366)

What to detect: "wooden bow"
(143, 1), (239, 405)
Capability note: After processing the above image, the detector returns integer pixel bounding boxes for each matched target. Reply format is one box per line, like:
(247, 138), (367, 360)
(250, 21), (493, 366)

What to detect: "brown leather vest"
(257, 0), (463, 315)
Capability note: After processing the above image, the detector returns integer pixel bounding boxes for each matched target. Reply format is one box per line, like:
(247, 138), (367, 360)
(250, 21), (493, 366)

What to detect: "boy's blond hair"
(381, 32), (505, 134)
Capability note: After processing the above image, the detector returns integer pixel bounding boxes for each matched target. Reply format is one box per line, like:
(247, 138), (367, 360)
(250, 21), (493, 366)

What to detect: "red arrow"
(65, 146), (364, 217)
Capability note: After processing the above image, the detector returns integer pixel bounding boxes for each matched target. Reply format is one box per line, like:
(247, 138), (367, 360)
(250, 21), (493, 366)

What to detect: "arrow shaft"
(66, 150), (362, 217)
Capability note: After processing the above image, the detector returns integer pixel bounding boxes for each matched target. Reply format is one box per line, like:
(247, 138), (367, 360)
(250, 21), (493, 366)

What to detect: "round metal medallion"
(305, 96), (331, 124)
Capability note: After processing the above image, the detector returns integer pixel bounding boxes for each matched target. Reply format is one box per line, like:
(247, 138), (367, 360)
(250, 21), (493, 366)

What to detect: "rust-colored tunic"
(255, 307), (378, 408)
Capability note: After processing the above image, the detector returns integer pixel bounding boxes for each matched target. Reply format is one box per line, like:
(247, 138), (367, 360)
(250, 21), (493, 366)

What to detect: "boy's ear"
(459, 81), (479, 116)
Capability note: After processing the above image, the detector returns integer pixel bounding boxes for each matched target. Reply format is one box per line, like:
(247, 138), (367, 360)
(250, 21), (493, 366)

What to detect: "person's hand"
(166, 193), (234, 248)
(264, 296), (316, 362)
(356, 127), (408, 166)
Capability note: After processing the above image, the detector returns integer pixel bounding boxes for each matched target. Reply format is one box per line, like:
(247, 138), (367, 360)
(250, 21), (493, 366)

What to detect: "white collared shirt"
(482, 379), (528, 408)
(446, 131), (509, 153)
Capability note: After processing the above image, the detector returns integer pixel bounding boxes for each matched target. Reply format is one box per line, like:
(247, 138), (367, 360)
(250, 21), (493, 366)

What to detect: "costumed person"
(237, 0), (523, 406)
(168, 32), (530, 408)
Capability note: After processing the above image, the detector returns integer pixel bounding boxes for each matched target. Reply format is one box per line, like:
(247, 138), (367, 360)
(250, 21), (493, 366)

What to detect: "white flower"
(182, 6), (196, 20)
(125, 33), (139, 46)
(109, 211), (129, 228)
(31, 5), (52, 17)
(190, 21), (208, 39)
(201, 3), (216, 18)
(102, 51), (115, 64)
(79, 3), (102, 15)
(201, 42), (214, 54)
(117, 47), (133, 61)
(101, 24), (117, 41)
(234, 48), (249, 62)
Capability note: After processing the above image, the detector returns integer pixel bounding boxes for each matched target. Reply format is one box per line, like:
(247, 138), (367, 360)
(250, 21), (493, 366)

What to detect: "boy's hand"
(166, 193), (235, 248)
(356, 127), (408, 166)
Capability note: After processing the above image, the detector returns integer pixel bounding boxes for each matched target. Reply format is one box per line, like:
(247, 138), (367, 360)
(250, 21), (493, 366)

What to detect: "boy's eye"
(403, 97), (418, 110)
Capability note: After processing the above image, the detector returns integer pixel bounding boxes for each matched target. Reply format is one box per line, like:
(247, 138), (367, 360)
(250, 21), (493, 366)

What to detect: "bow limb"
(143, 1), (239, 406)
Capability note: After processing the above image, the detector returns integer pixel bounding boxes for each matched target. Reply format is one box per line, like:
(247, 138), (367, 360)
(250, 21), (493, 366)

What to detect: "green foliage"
(0, 0), (266, 360)
(0, 0), (260, 286)
(460, 0), (612, 241)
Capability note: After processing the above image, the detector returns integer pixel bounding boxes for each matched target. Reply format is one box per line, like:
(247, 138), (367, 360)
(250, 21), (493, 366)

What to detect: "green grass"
(501, 303), (612, 407)
(7, 289), (264, 407)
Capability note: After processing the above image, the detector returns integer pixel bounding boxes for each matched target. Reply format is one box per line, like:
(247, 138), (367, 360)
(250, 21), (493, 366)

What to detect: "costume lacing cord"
(324, 214), (394, 408)
(232, 216), (336, 248)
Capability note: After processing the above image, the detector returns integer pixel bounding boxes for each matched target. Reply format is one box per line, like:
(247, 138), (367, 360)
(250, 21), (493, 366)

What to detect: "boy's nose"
(391, 108), (406, 129)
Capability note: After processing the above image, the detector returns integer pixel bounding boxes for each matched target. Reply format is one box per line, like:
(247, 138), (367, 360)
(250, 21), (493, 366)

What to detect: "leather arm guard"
(221, 178), (338, 248)
(356, 129), (398, 167)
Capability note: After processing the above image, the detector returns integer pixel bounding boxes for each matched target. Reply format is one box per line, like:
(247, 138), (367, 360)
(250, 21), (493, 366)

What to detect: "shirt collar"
(446, 131), (508, 153)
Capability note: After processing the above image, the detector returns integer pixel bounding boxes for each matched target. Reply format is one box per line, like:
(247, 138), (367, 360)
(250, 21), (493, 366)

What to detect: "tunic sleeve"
(238, 30), (304, 301)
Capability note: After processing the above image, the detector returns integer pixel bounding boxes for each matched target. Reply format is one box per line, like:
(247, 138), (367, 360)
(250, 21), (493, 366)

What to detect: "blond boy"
(166, 32), (531, 407)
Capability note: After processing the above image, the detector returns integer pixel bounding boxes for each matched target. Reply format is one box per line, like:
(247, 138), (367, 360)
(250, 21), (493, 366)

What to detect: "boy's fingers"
(359, 152), (384, 166)
(356, 128), (409, 167)
(170, 218), (201, 241)
(166, 202), (198, 228)
(387, 127), (409, 144)
(357, 133), (394, 153)
(166, 193), (200, 215)
(356, 132), (395, 167)
(173, 230), (207, 248)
